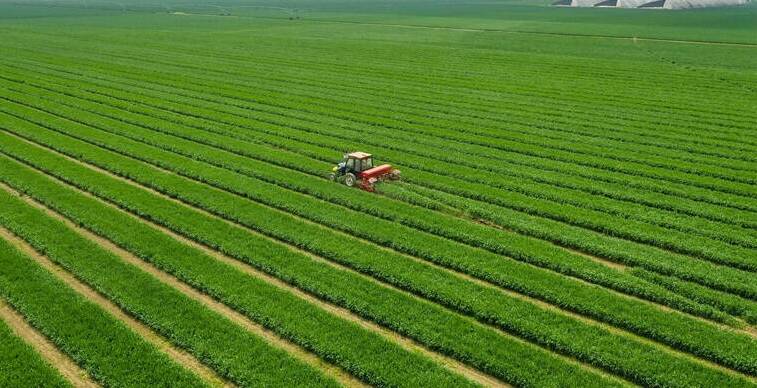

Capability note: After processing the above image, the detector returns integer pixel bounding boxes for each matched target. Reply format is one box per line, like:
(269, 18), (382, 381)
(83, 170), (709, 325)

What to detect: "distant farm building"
(554, 0), (748, 8)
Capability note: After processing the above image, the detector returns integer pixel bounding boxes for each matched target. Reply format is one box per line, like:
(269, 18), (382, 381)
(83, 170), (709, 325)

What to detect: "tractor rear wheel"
(344, 173), (357, 187)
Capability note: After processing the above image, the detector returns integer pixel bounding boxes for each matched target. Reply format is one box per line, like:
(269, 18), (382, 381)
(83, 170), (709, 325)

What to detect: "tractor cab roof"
(347, 152), (372, 160)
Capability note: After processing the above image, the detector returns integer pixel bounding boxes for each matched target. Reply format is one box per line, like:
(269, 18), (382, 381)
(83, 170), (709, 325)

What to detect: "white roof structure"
(570, 0), (603, 6)
(559, 0), (748, 8)
(663, 0), (747, 8)
(616, 0), (657, 7)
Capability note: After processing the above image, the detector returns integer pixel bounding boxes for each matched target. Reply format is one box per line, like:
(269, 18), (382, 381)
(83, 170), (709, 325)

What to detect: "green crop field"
(0, 0), (755, 386)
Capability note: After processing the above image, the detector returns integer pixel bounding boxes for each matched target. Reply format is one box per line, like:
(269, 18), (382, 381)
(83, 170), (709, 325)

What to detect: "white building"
(662, 0), (748, 8)
(556, 0), (749, 8)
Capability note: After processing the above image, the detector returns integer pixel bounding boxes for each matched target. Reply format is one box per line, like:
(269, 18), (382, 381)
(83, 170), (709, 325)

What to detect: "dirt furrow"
(0, 298), (97, 388)
(0, 224), (231, 388)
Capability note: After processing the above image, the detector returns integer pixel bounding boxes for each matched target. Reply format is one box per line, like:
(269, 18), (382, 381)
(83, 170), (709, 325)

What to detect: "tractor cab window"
(346, 158), (355, 171)
(363, 158), (373, 170)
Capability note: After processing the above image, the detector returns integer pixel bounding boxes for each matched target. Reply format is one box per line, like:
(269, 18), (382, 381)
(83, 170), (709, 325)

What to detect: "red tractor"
(329, 152), (401, 192)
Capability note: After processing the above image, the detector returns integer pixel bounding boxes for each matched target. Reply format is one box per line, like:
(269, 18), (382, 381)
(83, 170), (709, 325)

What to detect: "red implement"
(359, 164), (393, 180)
(358, 164), (398, 192)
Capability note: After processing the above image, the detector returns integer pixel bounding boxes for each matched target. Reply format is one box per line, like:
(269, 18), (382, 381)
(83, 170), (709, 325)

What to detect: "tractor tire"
(328, 173), (336, 181)
(344, 173), (357, 187)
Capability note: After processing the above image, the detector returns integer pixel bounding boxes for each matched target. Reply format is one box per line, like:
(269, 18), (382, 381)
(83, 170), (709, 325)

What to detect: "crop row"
(6, 57), (755, 218)
(2, 79), (749, 310)
(1, 80), (748, 318)
(0, 225), (209, 387)
(43, 46), (757, 167)
(0, 156), (484, 387)
(2, 66), (754, 268)
(0, 134), (633, 387)
(4, 74), (751, 274)
(73, 43), (757, 169)
(9, 31), (755, 146)
(2, 114), (756, 380)
(11, 50), (757, 186)
(0, 186), (342, 387)
(49, 37), (757, 150)
(5, 41), (756, 189)
(0, 306), (70, 388)
(389, 182), (757, 305)
(630, 269), (757, 324)
(2, 128), (755, 388)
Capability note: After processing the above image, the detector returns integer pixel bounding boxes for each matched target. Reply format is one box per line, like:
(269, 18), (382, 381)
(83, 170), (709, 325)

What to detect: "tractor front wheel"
(328, 173), (336, 181)
(344, 173), (357, 187)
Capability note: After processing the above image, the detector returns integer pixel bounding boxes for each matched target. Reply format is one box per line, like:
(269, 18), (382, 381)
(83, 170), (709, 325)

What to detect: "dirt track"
(0, 241), (97, 388)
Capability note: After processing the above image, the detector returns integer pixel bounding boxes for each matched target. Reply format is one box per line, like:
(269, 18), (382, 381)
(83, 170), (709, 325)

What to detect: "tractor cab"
(329, 151), (400, 191)
(337, 152), (374, 175)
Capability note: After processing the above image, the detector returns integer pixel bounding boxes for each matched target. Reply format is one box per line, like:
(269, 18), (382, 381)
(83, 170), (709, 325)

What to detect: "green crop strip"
(5, 57), (754, 262)
(0, 78), (743, 325)
(0, 148), (478, 388)
(0, 313), (70, 388)
(5, 51), (756, 220)
(0, 138), (618, 388)
(0, 114), (755, 386)
(6, 64), (755, 249)
(15, 43), (757, 170)
(0, 233), (207, 387)
(630, 269), (757, 325)
(7, 52), (756, 206)
(4, 30), (755, 152)
(0, 188), (337, 388)
(0, 75), (750, 310)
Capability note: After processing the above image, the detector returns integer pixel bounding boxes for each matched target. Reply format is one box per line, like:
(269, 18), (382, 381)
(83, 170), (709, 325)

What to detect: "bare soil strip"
(0, 225), (231, 388)
(0, 184), (366, 388)
(0, 298), (97, 388)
